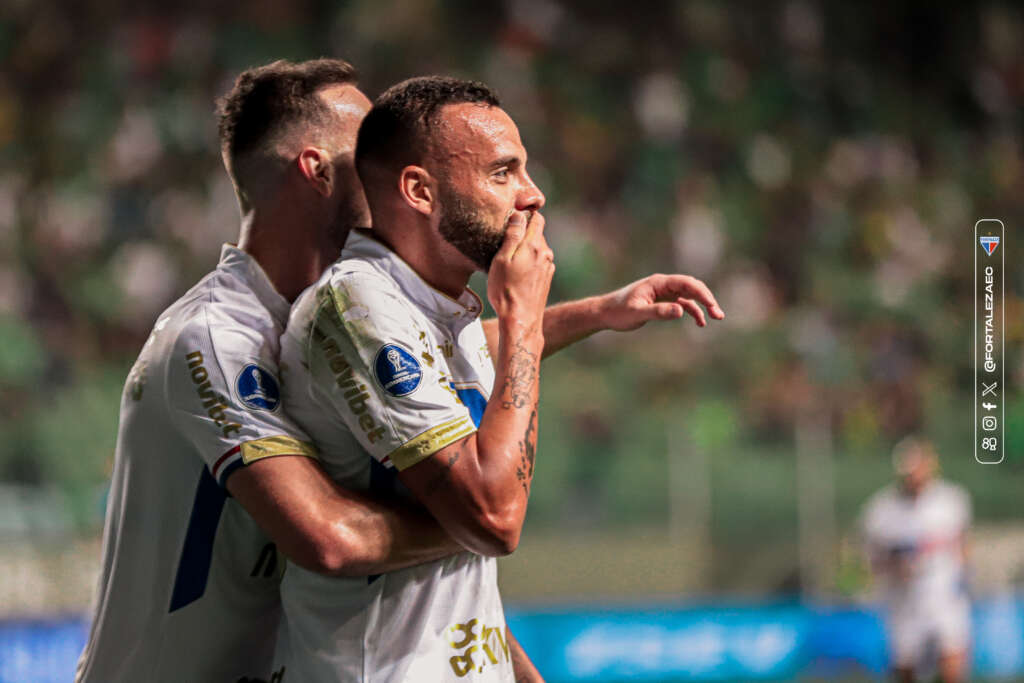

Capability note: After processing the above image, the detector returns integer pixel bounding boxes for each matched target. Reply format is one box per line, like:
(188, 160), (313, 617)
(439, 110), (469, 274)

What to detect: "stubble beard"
(437, 184), (507, 272)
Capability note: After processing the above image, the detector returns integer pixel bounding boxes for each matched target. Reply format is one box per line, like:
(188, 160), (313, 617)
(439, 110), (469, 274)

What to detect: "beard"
(437, 184), (507, 272)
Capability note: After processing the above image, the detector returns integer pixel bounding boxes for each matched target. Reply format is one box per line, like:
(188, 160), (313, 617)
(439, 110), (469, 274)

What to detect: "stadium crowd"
(1, 0), (1022, 594)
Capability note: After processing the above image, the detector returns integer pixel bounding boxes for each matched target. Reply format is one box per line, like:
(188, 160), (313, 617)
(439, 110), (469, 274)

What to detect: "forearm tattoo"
(515, 408), (538, 496)
(424, 445), (464, 497)
(501, 337), (538, 410)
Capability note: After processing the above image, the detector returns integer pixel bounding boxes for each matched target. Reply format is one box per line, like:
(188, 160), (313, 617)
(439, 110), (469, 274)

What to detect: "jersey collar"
(344, 230), (483, 328)
(218, 244), (291, 325)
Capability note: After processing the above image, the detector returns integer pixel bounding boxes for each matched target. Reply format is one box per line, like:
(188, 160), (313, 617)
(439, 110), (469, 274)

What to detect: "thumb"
(496, 212), (528, 260)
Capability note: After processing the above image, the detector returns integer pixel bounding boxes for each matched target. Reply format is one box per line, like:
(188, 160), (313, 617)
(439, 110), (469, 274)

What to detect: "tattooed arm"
(398, 212), (553, 556)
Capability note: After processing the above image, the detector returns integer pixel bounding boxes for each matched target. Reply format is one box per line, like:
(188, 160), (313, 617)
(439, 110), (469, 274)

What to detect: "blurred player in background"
(860, 437), (972, 683)
(76, 59), (466, 683)
(276, 75), (723, 682)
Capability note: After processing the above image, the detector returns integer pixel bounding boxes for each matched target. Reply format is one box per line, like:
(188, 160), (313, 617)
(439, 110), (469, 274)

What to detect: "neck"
(371, 212), (474, 299)
(237, 203), (341, 303)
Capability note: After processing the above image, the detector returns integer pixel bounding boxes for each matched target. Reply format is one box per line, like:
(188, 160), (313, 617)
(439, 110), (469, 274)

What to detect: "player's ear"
(397, 166), (435, 217)
(298, 147), (334, 198)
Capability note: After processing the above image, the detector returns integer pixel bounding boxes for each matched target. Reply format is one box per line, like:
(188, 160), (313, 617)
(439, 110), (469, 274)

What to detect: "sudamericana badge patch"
(236, 364), (281, 411)
(374, 343), (422, 396)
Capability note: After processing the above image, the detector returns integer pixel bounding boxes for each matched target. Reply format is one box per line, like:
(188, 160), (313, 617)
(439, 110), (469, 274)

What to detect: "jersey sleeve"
(305, 273), (475, 471)
(165, 311), (317, 487)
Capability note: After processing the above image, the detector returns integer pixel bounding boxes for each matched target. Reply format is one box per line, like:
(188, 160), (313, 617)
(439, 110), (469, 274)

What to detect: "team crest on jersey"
(374, 343), (422, 396)
(979, 235), (1000, 256)
(235, 364), (280, 411)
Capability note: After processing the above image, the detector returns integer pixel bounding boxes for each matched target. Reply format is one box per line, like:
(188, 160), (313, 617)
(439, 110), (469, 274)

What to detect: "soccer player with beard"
(277, 76), (723, 682)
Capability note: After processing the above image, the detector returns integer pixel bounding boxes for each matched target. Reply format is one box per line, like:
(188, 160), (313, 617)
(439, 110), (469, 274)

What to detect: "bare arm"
(508, 627), (544, 682)
(482, 273), (724, 359)
(399, 212), (553, 557)
(228, 455), (461, 576)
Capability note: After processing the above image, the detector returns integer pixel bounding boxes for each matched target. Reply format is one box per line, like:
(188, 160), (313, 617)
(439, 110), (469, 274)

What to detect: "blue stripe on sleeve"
(217, 458), (245, 488)
(452, 386), (487, 427)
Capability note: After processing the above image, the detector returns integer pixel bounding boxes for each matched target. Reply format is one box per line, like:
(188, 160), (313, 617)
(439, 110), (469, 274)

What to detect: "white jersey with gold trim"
(76, 245), (316, 683)
(277, 230), (511, 682)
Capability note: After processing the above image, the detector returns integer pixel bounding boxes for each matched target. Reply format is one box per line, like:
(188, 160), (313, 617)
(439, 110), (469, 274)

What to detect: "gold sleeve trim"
(240, 435), (319, 464)
(389, 416), (475, 471)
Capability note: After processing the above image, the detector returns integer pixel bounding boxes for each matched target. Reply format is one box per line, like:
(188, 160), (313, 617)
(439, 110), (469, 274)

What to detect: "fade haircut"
(216, 58), (358, 184)
(355, 76), (500, 180)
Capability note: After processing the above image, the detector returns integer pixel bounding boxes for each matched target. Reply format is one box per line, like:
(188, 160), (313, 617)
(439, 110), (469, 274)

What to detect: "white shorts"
(887, 597), (971, 667)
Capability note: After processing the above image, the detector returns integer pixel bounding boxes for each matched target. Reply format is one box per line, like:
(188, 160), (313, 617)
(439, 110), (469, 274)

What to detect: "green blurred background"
(0, 0), (1022, 620)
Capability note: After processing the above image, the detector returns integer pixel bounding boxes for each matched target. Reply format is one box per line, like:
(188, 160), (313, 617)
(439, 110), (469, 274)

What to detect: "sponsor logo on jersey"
(314, 327), (387, 444)
(235, 363), (280, 411)
(374, 343), (422, 397)
(446, 618), (510, 677)
(186, 351), (242, 438)
(979, 234), (1000, 256)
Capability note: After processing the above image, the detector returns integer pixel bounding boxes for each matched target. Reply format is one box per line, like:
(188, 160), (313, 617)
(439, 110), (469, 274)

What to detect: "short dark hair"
(355, 76), (500, 178)
(216, 58), (358, 169)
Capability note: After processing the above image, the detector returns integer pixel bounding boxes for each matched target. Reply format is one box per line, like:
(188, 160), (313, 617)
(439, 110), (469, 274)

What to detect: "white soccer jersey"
(861, 480), (970, 604)
(76, 245), (316, 683)
(276, 230), (512, 683)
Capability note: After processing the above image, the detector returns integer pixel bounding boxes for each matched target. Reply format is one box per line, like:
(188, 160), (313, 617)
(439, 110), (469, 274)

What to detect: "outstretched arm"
(229, 455), (461, 576)
(482, 273), (724, 359)
(508, 628), (544, 682)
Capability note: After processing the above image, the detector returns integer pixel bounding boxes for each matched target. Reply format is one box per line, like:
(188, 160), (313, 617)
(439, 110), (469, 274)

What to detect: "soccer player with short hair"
(860, 437), (972, 683)
(76, 59), (465, 683)
(276, 75), (723, 681)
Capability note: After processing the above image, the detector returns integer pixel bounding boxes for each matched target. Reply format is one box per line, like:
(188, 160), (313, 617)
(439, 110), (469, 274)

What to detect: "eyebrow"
(488, 155), (522, 170)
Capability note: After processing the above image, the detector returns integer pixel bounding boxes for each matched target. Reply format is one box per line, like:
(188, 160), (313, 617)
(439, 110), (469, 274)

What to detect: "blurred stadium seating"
(1, 0), (1023, 679)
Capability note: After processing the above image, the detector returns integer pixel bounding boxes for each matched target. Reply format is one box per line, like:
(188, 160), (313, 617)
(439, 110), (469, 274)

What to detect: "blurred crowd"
(1, 0), (1022, 590)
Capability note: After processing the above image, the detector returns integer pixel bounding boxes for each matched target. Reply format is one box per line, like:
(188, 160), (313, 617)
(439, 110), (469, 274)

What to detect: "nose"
(516, 172), (545, 212)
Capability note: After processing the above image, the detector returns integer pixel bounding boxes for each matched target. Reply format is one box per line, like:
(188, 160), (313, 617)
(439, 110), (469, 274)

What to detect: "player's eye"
(493, 168), (509, 181)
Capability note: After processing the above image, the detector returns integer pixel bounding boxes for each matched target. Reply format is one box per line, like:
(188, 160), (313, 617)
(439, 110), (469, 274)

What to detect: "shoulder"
(311, 259), (425, 342)
(937, 479), (967, 496)
(862, 484), (898, 525)
(323, 258), (409, 312)
(157, 283), (282, 408)
(933, 480), (971, 514)
(169, 279), (276, 356)
(289, 258), (402, 326)
(164, 309), (263, 379)
(865, 483), (898, 510)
